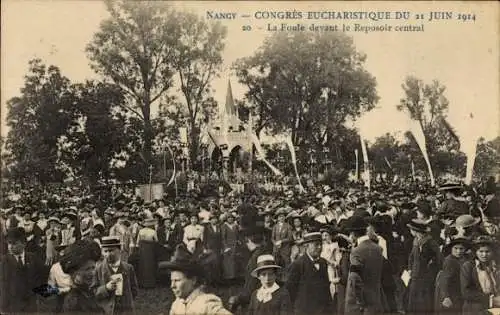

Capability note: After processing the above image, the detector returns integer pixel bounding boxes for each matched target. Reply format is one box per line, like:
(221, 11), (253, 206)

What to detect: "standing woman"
(320, 227), (339, 301)
(406, 219), (443, 315)
(434, 236), (470, 315)
(331, 234), (351, 315)
(461, 236), (500, 315)
(289, 214), (305, 263)
(60, 240), (103, 314)
(221, 212), (239, 282)
(248, 255), (292, 315)
(137, 217), (158, 289)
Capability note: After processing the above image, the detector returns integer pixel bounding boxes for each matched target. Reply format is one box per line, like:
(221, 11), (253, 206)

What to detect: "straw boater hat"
(300, 232), (322, 245)
(407, 219), (431, 233)
(251, 254), (282, 278)
(47, 216), (62, 225)
(101, 236), (121, 249)
(438, 182), (462, 193)
(453, 214), (481, 228)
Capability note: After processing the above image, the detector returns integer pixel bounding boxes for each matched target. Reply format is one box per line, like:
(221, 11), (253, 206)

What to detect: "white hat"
(251, 254), (282, 278)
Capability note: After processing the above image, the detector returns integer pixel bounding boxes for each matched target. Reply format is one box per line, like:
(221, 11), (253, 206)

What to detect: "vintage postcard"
(1, 1), (499, 315)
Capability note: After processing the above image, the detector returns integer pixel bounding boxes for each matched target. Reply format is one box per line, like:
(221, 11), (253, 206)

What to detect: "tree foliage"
(234, 32), (378, 143)
(58, 81), (133, 184)
(233, 32), (378, 170)
(4, 59), (76, 183)
(397, 76), (459, 153)
(86, 0), (178, 168)
(170, 11), (227, 169)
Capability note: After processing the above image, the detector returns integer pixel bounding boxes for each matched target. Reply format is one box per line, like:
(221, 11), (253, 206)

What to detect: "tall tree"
(170, 12), (227, 169)
(233, 32), (378, 163)
(86, 0), (178, 177)
(4, 59), (76, 184)
(397, 76), (459, 152)
(58, 81), (133, 185)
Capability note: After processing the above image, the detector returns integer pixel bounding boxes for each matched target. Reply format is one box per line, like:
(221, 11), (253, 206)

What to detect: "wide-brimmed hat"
(101, 236), (121, 249)
(286, 210), (303, 221)
(407, 219), (431, 233)
(301, 232), (322, 245)
(251, 254), (282, 278)
(472, 235), (499, 249)
(47, 216), (61, 224)
(443, 236), (471, 253)
(453, 214), (481, 228)
(60, 240), (102, 274)
(274, 208), (288, 218)
(64, 211), (77, 219)
(160, 244), (204, 278)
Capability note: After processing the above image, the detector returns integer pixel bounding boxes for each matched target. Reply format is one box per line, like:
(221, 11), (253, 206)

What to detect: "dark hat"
(101, 236), (121, 249)
(59, 240), (102, 274)
(333, 234), (352, 249)
(6, 227), (27, 244)
(55, 244), (68, 252)
(443, 236), (471, 253)
(64, 211), (78, 221)
(415, 201), (433, 217)
(472, 235), (498, 249)
(367, 215), (391, 231)
(407, 219), (430, 233)
(241, 225), (267, 237)
(301, 232), (322, 244)
(160, 244), (203, 278)
(400, 202), (416, 210)
(346, 216), (369, 232)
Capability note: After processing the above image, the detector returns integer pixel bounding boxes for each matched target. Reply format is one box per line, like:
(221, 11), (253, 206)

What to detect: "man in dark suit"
(271, 209), (294, 267)
(228, 226), (271, 312)
(95, 236), (138, 315)
(0, 227), (46, 313)
(203, 214), (222, 254)
(345, 216), (384, 315)
(285, 232), (332, 315)
(203, 214), (222, 283)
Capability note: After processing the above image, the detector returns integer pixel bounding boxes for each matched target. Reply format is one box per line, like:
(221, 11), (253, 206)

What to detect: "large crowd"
(1, 175), (500, 315)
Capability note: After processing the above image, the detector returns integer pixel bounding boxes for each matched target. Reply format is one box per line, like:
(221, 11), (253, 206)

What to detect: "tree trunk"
(142, 99), (153, 170)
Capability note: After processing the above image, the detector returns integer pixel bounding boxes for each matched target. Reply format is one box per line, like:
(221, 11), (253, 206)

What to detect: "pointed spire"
(225, 80), (237, 118)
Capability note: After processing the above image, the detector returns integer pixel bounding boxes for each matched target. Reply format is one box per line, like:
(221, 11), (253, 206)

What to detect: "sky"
(2, 1), (499, 144)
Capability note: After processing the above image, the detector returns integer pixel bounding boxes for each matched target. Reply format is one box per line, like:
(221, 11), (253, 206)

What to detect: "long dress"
(407, 234), (442, 314)
(221, 222), (239, 280)
(137, 227), (158, 289)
